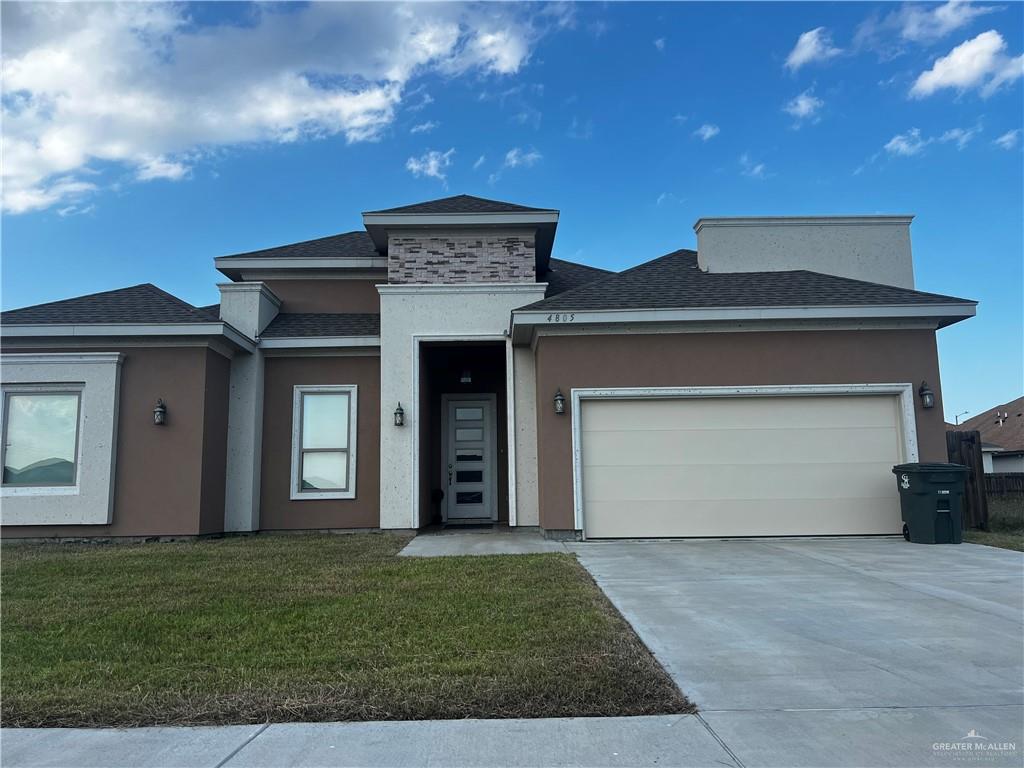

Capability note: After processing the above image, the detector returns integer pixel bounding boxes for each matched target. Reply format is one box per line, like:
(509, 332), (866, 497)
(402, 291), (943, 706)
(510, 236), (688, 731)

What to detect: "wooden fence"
(984, 473), (1024, 494)
(945, 430), (988, 529)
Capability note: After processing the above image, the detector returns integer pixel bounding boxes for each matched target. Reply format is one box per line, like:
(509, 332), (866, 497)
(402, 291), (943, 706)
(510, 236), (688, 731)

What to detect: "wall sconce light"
(394, 402), (405, 427)
(460, 368), (472, 384)
(153, 398), (167, 425)
(918, 381), (935, 410)
(554, 389), (566, 415)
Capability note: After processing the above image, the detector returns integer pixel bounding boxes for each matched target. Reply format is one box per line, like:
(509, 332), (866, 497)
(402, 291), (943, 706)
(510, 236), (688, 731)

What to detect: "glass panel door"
(445, 397), (493, 521)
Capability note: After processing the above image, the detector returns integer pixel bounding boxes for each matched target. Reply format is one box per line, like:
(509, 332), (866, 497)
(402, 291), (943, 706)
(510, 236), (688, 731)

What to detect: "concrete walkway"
(398, 528), (568, 556)
(570, 538), (1024, 767)
(1, 716), (733, 767)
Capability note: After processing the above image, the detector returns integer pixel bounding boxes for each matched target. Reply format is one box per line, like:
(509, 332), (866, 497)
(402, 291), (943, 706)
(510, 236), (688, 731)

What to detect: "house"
(0, 195), (978, 540)
(955, 397), (1024, 473)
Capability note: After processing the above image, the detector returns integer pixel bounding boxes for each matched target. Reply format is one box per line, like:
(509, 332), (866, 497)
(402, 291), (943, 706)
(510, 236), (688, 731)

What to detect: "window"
(2, 389), (82, 487)
(290, 385), (357, 500)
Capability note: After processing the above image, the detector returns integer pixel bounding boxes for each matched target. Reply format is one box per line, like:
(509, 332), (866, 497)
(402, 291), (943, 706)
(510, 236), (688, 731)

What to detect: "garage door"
(580, 394), (907, 538)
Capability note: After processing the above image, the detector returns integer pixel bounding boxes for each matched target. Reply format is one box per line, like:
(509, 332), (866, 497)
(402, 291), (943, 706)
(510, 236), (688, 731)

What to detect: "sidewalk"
(1, 715), (734, 768)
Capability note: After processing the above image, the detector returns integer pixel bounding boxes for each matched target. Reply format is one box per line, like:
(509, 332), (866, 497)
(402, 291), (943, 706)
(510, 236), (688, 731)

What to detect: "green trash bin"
(892, 463), (969, 544)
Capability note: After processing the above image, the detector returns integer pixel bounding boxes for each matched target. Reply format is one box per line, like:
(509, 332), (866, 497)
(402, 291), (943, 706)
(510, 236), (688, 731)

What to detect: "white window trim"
(569, 383), (920, 536)
(290, 384), (358, 501)
(1, 383), (85, 496)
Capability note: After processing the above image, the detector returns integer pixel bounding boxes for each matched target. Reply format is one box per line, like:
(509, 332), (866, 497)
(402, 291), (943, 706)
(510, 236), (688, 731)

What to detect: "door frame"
(440, 392), (499, 523)
(570, 383), (919, 538)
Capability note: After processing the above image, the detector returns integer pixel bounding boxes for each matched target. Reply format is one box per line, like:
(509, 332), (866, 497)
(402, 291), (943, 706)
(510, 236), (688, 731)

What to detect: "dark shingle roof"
(541, 258), (614, 297)
(956, 396), (1024, 453)
(522, 250), (974, 312)
(365, 194), (556, 215)
(261, 313), (381, 339)
(1, 284), (216, 326)
(218, 231), (378, 261)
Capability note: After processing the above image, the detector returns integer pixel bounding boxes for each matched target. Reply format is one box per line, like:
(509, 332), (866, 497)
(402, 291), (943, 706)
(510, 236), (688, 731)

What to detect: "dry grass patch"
(1, 534), (690, 727)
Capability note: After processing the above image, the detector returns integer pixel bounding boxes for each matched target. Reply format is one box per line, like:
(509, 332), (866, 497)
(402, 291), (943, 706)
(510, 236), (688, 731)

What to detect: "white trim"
(259, 336), (381, 349)
(379, 283), (548, 296)
(363, 212), (558, 227)
(216, 257), (388, 271)
(2, 322), (256, 352)
(441, 393), (499, 523)
(289, 384), (358, 501)
(513, 303), (976, 327)
(410, 333), (508, 529)
(216, 282), (282, 307)
(693, 215), (914, 232)
(569, 383), (920, 537)
(505, 337), (518, 527)
(0, 352), (123, 367)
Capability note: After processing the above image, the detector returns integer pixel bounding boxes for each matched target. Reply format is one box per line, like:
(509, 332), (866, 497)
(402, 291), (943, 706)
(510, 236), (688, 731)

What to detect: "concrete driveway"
(571, 538), (1024, 767)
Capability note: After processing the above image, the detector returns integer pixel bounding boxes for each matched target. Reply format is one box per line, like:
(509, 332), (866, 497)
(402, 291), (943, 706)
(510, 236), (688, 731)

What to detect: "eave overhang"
(0, 322), (257, 353)
(509, 301), (977, 344)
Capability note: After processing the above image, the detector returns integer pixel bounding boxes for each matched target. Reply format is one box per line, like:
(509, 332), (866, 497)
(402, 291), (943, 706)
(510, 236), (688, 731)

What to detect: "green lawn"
(964, 527), (1024, 552)
(1, 534), (690, 727)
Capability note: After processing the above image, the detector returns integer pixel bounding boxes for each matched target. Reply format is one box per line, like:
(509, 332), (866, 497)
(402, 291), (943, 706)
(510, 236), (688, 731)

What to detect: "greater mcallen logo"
(933, 730), (1018, 760)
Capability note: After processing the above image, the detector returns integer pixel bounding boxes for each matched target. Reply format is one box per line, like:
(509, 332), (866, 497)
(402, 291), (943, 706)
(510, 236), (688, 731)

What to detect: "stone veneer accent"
(387, 230), (536, 284)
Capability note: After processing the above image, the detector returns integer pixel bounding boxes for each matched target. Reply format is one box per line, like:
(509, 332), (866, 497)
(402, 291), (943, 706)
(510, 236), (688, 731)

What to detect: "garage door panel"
(584, 498), (903, 538)
(583, 395), (899, 432)
(580, 394), (906, 538)
(584, 461), (899, 502)
(582, 425), (900, 467)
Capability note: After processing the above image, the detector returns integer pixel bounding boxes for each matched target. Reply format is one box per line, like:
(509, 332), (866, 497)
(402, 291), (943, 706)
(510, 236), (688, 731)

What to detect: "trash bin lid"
(892, 462), (969, 473)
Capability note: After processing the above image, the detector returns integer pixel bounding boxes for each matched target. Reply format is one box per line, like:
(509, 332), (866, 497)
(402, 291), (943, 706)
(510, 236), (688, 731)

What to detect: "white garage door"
(580, 394), (908, 538)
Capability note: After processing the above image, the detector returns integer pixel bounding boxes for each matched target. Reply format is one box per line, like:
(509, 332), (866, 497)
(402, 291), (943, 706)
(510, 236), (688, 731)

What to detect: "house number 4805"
(546, 313), (576, 322)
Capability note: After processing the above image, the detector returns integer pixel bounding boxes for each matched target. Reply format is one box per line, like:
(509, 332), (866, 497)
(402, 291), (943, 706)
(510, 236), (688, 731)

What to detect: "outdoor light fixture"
(918, 381), (935, 410)
(153, 398), (167, 425)
(394, 402), (405, 427)
(460, 368), (472, 384)
(554, 389), (566, 415)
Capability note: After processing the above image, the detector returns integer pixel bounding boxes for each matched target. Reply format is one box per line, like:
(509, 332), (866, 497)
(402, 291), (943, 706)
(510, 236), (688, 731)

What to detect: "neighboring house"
(0, 195), (977, 540)
(955, 397), (1024, 473)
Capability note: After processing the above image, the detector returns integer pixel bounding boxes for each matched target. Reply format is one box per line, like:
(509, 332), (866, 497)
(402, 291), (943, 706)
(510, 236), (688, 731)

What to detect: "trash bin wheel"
(902, 523), (910, 542)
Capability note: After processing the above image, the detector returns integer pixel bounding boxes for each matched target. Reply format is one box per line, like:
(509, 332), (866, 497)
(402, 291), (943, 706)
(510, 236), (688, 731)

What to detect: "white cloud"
(2, 2), (550, 213)
(885, 127), (931, 156)
(900, 0), (997, 43)
(405, 148), (455, 183)
(503, 147), (542, 168)
(994, 128), (1021, 149)
(911, 30), (1024, 98)
(784, 27), (842, 72)
(473, 154), (486, 170)
(656, 192), (684, 206)
(939, 124), (983, 149)
(567, 116), (593, 139)
(783, 89), (824, 123)
(654, 37), (666, 52)
(410, 121), (439, 134)
(135, 156), (190, 182)
(739, 153), (768, 179)
(672, 113), (688, 125)
(693, 123), (720, 141)
(488, 146), (542, 184)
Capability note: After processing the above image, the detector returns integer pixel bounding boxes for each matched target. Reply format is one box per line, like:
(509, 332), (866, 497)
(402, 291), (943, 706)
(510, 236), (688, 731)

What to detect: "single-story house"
(956, 397), (1024, 473)
(0, 195), (977, 540)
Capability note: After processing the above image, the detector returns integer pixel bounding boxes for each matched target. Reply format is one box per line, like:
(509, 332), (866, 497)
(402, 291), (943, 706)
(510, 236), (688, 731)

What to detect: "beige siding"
(581, 395), (905, 538)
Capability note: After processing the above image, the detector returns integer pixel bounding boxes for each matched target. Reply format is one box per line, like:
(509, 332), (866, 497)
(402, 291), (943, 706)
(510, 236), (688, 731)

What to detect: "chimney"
(694, 215), (915, 289)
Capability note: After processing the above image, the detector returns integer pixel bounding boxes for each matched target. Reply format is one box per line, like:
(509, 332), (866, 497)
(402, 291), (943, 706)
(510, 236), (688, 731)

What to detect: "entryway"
(417, 341), (510, 528)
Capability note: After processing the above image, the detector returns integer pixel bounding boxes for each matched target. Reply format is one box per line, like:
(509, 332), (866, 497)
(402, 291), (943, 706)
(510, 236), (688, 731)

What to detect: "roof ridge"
(140, 284), (214, 320)
(218, 230), (370, 260)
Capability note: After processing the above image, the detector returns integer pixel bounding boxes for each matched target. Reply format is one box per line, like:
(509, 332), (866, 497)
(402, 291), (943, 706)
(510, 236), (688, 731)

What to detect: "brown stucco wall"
(2, 344), (231, 538)
(260, 355), (381, 530)
(263, 279), (381, 314)
(533, 328), (947, 531)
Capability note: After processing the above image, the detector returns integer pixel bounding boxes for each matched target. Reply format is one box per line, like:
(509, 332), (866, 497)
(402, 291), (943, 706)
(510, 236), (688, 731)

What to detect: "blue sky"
(2, 1), (1022, 420)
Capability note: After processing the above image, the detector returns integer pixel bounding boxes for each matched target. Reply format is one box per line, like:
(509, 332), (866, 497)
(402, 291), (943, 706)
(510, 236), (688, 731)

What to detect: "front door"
(443, 396), (496, 522)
